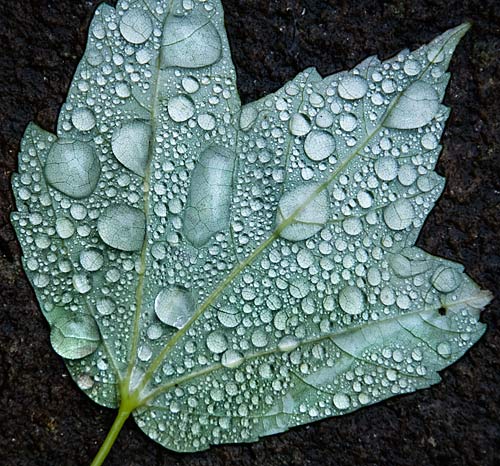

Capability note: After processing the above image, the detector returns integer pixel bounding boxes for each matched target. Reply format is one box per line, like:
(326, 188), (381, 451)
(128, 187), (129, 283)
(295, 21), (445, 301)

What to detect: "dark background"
(0, 1), (499, 465)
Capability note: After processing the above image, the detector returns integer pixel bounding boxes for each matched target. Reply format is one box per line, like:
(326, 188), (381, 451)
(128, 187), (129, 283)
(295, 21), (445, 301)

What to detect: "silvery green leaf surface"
(11, 0), (492, 453)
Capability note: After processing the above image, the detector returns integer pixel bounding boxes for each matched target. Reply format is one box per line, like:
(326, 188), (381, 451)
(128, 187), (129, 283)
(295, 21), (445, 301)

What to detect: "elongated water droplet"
(183, 146), (235, 247)
(112, 121), (151, 177)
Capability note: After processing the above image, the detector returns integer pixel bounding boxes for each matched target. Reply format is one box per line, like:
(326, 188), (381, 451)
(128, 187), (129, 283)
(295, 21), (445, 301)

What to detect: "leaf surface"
(11, 0), (491, 453)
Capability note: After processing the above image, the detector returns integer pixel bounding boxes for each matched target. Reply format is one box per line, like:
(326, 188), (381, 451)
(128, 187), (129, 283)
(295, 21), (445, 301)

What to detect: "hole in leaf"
(438, 307), (447, 316)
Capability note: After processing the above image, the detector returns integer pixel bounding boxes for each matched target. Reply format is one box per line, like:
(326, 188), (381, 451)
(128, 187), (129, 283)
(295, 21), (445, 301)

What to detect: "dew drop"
(304, 130), (336, 162)
(50, 314), (100, 359)
(71, 107), (96, 132)
(383, 199), (415, 231)
(221, 350), (243, 368)
(339, 286), (365, 315)
(207, 331), (228, 354)
(96, 297), (116, 316)
(339, 113), (358, 132)
(437, 341), (452, 358)
(120, 9), (153, 45)
(338, 75), (368, 100)
(97, 204), (146, 252)
(112, 120), (151, 177)
(154, 287), (195, 329)
(80, 248), (104, 272)
(55, 217), (75, 239)
(289, 113), (311, 136)
(432, 267), (460, 293)
(277, 184), (330, 242)
(333, 393), (351, 410)
(45, 140), (100, 199)
(182, 76), (200, 94)
(161, 13), (222, 69)
(384, 81), (439, 129)
(168, 94), (195, 123)
(374, 157), (398, 181)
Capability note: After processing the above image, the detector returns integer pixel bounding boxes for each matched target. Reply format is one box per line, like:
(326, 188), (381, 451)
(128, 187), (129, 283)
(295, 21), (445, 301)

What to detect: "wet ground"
(0, 1), (499, 465)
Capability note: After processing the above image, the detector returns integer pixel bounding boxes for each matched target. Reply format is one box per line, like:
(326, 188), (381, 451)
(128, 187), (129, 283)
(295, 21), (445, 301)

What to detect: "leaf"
(11, 0), (491, 458)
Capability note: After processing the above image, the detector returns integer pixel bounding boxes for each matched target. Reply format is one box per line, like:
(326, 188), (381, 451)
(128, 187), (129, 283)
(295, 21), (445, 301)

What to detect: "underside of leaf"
(11, 0), (491, 454)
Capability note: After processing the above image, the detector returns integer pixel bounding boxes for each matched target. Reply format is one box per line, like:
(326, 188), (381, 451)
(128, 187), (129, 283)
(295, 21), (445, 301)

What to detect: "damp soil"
(0, 1), (499, 465)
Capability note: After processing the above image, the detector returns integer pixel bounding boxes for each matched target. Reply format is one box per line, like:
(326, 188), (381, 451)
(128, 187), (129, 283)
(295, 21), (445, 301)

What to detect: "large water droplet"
(72, 107), (96, 132)
(338, 286), (365, 315)
(45, 140), (100, 199)
(183, 145), (235, 247)
(277, 184), (330, 242)
(384, 81), (439, 129)
(304, 130), (336, 161)
(155, 287), (195, 329)
(161, 13), (222, 69)
(338, 75), (368, 100)
(120, 9), (153, 45)
(80, 248), (104, 272)
(432, 267), (460, 293)
(168, 94), (195, 123)
(383, 199), (415, 231)
(207, 331), (228, 354)
(374, 157), (398, 181)
(50, 314), (100, 359)
(333, 393), (350, 410)
(112, 120), (151, 177)
(97, 204), (146, 252)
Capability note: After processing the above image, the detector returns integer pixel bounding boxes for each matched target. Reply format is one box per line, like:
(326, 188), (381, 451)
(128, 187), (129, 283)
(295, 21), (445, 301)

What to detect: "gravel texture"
(0, 1), (499, 465)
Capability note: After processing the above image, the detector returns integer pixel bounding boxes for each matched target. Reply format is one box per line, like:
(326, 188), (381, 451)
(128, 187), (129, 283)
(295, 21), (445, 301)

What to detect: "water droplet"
(161, 13), (222, 69)
(421, 132), (438, 150)
(304, 130), (336, 161)
(316, 109), (334, 128)
(217, 308), (241, 328)
(383, 199), (415, 231)
(183, 146), (235, 247)
(289, 113), (311, 136)
(398, 164), (417, 186)
(73, 273), (91, 294)
(80, 248), (104, 272)
(45, 140), (100, 199)
(198, 113), (216, 131)
(97, 204), (146, 252)
(168, 94), (195, 123)
(278, 335), (299, 352)
(120, 9), (153, 45)
(339, 286), (365, 315)
(437, 341), (452, 358)
(432, 267), (460, 293)
(50, 314), (100, 359)
(112, 120), (151, 177)
(404, 59), (421, 76)
(154, 287), (195, 329)
(72, 107), (96, 132)
(338, 75), (368, 100)
(333, 393), (350, 410)
(240, 106), (258, 131)
(277, 184), (330, 242)
(207, 331), (228, 354)
(96, 297), (116, 316)
(384, 81), (439, 129)
(339, 113), (358, 132)
(221, 350), (243, 368)
(55, 217), (75, 239)
(182, 76), (200, 94)
(374, 157), (398, 181)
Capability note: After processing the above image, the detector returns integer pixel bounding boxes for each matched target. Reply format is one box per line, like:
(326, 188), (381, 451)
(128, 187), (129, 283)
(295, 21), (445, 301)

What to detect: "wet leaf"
(11, 0), (491, 454)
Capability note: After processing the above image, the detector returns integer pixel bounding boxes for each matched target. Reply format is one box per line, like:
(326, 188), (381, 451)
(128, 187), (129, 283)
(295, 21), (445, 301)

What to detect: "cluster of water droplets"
(10, 1), (489, 451)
